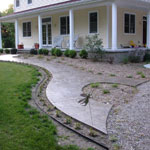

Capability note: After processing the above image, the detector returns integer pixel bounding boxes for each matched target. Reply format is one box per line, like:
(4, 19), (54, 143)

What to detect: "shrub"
(64, 49), (70, 57)
(129, 56), (140, 63)
(79, 49), (88, 59)
(51, 48), (56, 56)
(143, 53), (150, 62)
(69, 50), (77, 58)
(103, 89), (110, 94)
(84, 34), (104, 60)
(38, 49), (43, 55)
(42, 49), (49, 55)
(122, 57), (129, 64)
(90, 83), (100, 88)
(30, 49), (38, 55)
(0, 49), (3, 53)
(54, 49), (62, 57)
(5, 49), (10, 54)
(11, 48), (17, 54)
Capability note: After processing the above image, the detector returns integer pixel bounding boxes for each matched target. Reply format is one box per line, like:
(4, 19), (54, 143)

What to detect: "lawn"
(0, 62), (82, 150)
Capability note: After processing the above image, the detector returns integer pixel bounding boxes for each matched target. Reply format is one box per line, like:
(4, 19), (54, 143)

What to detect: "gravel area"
(107, 81), (150, 150)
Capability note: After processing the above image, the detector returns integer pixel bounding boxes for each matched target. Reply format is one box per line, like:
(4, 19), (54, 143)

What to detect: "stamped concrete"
(0, 55), (148, 134)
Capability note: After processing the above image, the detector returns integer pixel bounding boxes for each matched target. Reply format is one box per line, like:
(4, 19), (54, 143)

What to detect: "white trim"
(88, 10), (99, 34)
(38, 15), (42, 49)
(147, 11), (150, 48)
(112, 2), (117, 50)
(69, 9), (74, 50)
(15, 19), (19, 48)
(123, 12), (136, 35)
(22, 21), (32, 38)
(0, 23), (2, 49)
(106, 6), (110, 49)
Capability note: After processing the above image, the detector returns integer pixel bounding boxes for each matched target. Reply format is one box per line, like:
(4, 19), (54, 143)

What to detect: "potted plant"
(18, 43), (24, 49)
(34, 43), (39, 49)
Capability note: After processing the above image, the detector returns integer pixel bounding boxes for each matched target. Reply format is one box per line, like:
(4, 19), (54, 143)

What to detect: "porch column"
(147, 10), (150, 49)
(69, 9), (74, 50)
(112, 3), (117, 50)
(0, 23), (2, 49)
(106, 6), (110, 49)
(15, 19), (19, 49)
(38, 15), (42, 49)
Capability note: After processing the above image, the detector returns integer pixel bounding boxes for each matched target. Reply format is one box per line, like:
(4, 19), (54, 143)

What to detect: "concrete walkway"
(0, 55), (148, 134)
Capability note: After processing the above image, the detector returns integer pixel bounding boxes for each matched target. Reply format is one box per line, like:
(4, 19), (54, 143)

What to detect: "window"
(124, 13), (135, 34)
(60, 16), (69, 35)
(16, 0), (20, 7)
(23, 22), (31, 37)
(28, 0), (32, 4)
(89, 12), (98, 34)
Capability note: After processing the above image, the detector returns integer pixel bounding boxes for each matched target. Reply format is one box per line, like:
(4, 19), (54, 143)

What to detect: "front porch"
(0, 0), (150, 51)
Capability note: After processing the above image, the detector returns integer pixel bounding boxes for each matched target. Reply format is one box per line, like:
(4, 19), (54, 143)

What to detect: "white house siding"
(18, 6), (108, 49)
(18, 17), (39, 49)
(117, 8), (146, 48)
(14, 0), (69, 12)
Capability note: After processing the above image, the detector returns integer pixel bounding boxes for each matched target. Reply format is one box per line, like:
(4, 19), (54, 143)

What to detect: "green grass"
(0, 62), (84, 150)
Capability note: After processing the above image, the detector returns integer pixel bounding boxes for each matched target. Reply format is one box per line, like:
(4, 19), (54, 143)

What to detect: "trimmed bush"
(38, 49), (44, 55)
(42, 49), (49, 55)
(51, 48), (56, 56)
(30, 49), (38, 55)
(79, 49), (88, 59)
(69, 50), (77, 58)
(129, 56), (140, 63)
(64, 49), (70, 57)
(143, 53), (150, 62)
(0, 49), (3, 53)
(11, 48), (17, 54)
(5, 49), (10, 54)
(54, 49), (62, 57)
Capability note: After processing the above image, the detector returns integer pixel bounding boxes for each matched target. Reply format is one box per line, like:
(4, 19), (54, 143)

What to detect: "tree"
(1, 5), (15, 48)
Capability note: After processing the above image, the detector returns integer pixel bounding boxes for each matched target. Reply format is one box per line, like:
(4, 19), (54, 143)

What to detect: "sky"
(0, 0), (14, 12)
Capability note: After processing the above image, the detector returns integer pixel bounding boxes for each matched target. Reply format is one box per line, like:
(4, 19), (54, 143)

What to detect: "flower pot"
(18, 44), (24, 49)
(35, 43), (39, 49)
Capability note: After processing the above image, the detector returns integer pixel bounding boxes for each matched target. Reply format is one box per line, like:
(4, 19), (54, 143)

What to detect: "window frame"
(16, 0), (20, 7)
(22, 21), (32, 38)
(59, 16), (70, 35)
(124, 12), (136, 35)
(28, 0), (32, 4)
(88, 11), (99, 34)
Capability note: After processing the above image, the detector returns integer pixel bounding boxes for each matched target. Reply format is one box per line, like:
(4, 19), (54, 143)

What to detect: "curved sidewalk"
(0, 55), (148, 134)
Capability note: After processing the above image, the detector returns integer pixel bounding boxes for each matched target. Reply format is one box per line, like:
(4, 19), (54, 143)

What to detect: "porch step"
(17, 49), (30, 54)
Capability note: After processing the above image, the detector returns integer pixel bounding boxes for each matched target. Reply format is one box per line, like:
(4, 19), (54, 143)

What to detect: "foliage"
(5, 49), (10, 54)
(79, 49), (88, 59)
(90, 83), (100, 88)
(10, 48), (17, 54)
(84, 34), (104, 59)
(0, 62), (81, 150)
(75, 123), (81, 130)
(54, 48), (63, 57)
(51, 48), (56, 56)
(143, 53), (150, 62)
(64, 49), (70, 57)
(0, 48), (3, 53)
(122, 57), (129, 64)
(69, 50), (77, 58)
(30, 49), (38, 55)
(128, 56), (140, 63)
(1, 5), (15, 48)
(38, 49), (44, 55)
(43, 49), (49, 55)
(103, 89), (110, 94)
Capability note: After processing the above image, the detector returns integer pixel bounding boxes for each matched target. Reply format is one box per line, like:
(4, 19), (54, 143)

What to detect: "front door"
(42, 17), (52, 46)
(143, 16), (147, 46)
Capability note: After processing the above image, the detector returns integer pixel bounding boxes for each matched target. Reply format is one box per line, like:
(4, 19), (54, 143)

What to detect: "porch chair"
(53, 36), (64, 48)
(67, 35), (79, 49)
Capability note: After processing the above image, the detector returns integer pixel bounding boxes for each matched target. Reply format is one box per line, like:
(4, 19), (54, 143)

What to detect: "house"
(0, 0), (150, 51)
